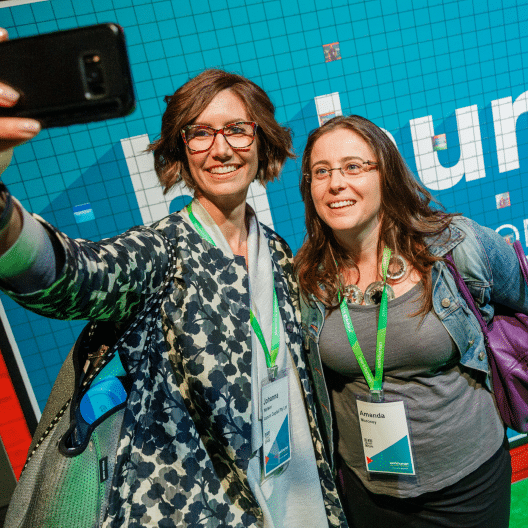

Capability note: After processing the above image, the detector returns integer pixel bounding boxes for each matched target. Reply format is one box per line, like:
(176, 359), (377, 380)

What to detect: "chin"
(323, 216), (359, 231)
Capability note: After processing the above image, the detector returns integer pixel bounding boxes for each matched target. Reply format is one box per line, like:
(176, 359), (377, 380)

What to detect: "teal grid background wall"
(1, 0), (528, 424)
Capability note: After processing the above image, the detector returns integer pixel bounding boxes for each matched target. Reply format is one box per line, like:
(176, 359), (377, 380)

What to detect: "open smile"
(207, 165), (240, 175)
(329, 199), (356, 209)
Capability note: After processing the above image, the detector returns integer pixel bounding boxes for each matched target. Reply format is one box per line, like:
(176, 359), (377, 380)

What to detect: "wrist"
(0, 182), (14, 235)
(0, 185), (22, 256)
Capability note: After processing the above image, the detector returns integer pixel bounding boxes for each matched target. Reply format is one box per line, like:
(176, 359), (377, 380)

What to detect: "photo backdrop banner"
(1, 0), (527, 449)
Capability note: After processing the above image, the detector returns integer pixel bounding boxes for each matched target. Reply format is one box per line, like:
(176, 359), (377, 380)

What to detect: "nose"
(210, 130), (233, 159)
(328, 168), (346, 193)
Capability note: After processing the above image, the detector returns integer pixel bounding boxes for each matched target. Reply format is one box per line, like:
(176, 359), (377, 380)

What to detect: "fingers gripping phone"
(0, 23), (136, 128)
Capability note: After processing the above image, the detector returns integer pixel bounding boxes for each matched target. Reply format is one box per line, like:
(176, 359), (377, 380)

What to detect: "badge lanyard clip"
(369, 389), (384, 403)
(251, 288), (281, 381)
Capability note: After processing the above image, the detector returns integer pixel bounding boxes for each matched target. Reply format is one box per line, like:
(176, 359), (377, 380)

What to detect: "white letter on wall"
(496, 223), (520, 243)
(491, 91), (528, 173)
(120, 134), (180, 225)
(410, 105), (485, 190)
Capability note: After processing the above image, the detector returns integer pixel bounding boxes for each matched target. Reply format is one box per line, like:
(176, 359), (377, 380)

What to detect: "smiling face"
(185, 89), (259, 211)
(309, 127), (382, 247)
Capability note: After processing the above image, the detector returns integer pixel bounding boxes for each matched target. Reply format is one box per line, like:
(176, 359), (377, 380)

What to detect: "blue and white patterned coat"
(5, 210), (348, 528)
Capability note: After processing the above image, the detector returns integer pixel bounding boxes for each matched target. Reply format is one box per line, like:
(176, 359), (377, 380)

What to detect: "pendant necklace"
(342, 254), (407, 306)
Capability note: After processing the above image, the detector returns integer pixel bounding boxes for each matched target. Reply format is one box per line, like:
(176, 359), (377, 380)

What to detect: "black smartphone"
(0, 23), (136, 128)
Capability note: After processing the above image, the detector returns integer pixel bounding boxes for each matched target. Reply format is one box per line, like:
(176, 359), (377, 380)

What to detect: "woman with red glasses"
(0, 27), (347, 528)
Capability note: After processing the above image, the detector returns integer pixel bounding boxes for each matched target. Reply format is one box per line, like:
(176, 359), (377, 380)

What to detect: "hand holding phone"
(0, 23), (136, 130)
(0, 28), (41, 151)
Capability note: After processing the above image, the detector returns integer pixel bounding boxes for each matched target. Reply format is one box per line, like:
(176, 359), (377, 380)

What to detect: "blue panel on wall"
(1, 0), (527, 425)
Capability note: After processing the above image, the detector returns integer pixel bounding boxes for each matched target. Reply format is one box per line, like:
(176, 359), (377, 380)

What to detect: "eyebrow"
(310, 156), (368, 169)
(189, 120), (248, 128)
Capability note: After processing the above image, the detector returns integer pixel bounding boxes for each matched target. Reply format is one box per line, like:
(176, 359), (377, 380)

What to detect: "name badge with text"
(356, 399), (415, 475)
(261, 374), (291, 477)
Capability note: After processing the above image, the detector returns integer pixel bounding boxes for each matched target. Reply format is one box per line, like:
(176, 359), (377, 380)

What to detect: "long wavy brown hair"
(147, 69), (294, 193)
(295, 115), (457, 315)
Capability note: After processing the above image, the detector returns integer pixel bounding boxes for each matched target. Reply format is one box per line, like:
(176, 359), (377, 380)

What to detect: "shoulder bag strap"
(513, 241), (528, 284)
(444, 252), (489, 338)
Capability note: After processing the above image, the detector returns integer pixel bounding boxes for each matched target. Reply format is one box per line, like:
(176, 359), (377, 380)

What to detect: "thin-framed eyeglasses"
(307, 158), (378, 183)
(181, 121), (258, 153)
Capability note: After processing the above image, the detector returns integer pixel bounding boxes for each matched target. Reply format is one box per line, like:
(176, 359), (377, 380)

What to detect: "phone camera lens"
(88, 69), (103, 82)
(82, 53), (106, 97)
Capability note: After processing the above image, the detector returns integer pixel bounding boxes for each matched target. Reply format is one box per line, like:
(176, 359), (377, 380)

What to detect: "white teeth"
(209, 165), (238, 174)
(329, 200), (355, 209)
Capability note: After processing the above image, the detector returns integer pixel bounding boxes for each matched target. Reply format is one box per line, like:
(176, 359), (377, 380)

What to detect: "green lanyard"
(187, 201), (281, 380)
(187, 203), (216, 246)
(251, 289), (281, 380)
(339, 247), (391, 396)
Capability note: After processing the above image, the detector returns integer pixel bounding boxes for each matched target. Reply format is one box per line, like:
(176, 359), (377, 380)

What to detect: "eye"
(193, 127), (214, 138)
(344, 162), (361, 172)
(313, 167), (329, 179)
(225, 123), (251, 135)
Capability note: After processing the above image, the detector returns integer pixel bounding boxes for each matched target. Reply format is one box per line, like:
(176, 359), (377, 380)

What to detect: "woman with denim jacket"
(0, 28), (348, 527)
(294, 114), (525, 527)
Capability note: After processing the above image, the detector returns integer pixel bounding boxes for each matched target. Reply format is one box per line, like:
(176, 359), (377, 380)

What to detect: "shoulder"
(425, 215), (492, 258)
(451, 216), (490, 241)
(259, 223), (299, 303)
(150, 211), (186, 235)
(149, 211), (201, 251)
(450, 216), (512, 261)
(432, 216), (516, 285)
(260, 222), (294, 260)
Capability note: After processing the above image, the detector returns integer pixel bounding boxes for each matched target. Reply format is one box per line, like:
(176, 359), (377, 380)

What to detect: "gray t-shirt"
(319, 282), (504, 498)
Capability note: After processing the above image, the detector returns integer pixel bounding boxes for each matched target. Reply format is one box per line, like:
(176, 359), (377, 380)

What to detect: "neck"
(196, 193), (249, 259)
(334, 226), (383, 287)
(334, 223), (380, 263)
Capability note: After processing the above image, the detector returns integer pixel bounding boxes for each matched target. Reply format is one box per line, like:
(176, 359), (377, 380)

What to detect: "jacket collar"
(424, 220), (465, 257)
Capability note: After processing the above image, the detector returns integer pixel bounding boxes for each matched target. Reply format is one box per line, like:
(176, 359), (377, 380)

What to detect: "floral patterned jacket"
(5, 211), (347, 528)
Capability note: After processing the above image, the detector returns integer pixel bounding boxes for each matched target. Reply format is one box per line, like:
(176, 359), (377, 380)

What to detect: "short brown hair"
(295, 115), (456, 314)
(147, 69), (294, 192)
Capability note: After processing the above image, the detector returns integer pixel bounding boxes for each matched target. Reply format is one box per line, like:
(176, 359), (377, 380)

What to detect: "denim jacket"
(301, 216), (528, 467)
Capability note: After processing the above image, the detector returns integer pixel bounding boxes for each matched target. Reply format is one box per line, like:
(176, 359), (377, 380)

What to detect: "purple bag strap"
(445, 240), (528, 337)
(513, 240), (528, 284)
(444, 254), (488, 337)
